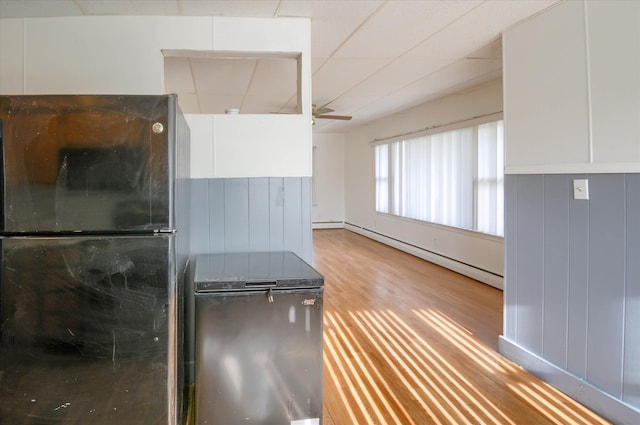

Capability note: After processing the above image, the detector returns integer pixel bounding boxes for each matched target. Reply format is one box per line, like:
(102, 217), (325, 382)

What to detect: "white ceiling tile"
(77, 0), (180, 15)
(247, 58), (297, 99)
(180, 0), (279, 17)
(467, 38), (502, 60)
(278, 0), (383, 58)
(280, 97), (299, 114)
(333, 0), (481, 59)
(191, 57), (255, 95)
(319, 94), (380, 119)
(482, 0), (561, 34)
(446, 71), (503, 97)
(311, 57), (389, 109)
(0, 0), (82, 18)
(198, 93), (244, 114)
(311, 57), (328, 74)
(407, 1), (558, 60)
(164, 57), (196, 93)
(340, 56), (438, 99)
(348, 96), (412, 121)
(241, 95), (293, 114)
(176, 93), (201, 114)
(394, 58), (503, 101)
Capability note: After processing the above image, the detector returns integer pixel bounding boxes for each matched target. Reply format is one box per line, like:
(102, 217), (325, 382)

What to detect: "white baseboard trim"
(312, 221), (345, 229)
(499, 336), (640, 425)
(344, 223), (503, 290)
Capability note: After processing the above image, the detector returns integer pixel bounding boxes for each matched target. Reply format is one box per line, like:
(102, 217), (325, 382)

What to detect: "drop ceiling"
(0, 0), (561, 132)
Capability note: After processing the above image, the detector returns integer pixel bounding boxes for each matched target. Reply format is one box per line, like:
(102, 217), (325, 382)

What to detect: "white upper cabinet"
(504, 0), (640, 173)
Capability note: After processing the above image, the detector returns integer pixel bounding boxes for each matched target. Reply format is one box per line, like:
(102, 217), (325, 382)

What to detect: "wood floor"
(313, 229), (609, 425)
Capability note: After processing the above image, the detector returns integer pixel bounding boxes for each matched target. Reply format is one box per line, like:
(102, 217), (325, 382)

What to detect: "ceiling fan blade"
(314, 107), (335, 115)
(316, 114), (352, 120)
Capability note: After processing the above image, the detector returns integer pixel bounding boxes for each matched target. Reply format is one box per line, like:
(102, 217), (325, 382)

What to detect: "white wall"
(312, 133), (345, 226)
(186, 113), (312, 177)
(0, 15), (312, 178)
(504, 0), (640, 174)
(344, 79), (504, 288)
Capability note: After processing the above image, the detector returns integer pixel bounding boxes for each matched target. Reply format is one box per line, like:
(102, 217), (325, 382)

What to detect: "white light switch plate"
(573, 179), (589, 200)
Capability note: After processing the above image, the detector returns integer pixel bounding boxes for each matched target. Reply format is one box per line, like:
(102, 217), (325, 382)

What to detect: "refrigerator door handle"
(0, 118), (4, 231)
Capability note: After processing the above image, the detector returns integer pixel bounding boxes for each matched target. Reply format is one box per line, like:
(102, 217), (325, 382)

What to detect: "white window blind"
(476, 121), (504, 235)
(375, 142), (389, 213)
(375, 120), (504, 236)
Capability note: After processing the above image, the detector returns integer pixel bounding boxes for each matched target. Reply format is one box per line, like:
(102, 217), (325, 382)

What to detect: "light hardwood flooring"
(314, 229), (609, 425)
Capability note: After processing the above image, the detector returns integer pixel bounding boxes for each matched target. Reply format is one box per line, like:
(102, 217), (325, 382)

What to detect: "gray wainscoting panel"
(503, 172), (640, 418)
(208, 178), (225, 253)
(223, 178), (250, 251)
(515, 175), (545, 353)
(248, 178), (271, 251)
(190, 179), (211, 254)
(624, 174), (640, 406)
(542, 175), (570, 368)
(587, 174), (626, 397)
(567, 174), (590, 378)
(269, 178), (285, 252)
(283, 178), (303, 256)
(189, 177), (313, 263)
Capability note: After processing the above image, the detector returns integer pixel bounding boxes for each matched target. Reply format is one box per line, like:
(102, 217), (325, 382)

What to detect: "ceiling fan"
(312, 104), (352, 124)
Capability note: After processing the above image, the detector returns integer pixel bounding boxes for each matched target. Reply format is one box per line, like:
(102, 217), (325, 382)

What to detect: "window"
(375, 119), (504, 236)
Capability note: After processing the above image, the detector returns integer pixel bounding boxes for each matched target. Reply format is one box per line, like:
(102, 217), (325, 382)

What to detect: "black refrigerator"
(0, 95), (190, 425)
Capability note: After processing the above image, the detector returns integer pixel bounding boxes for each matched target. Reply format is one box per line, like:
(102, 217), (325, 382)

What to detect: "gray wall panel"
(542, 175), (570, 367)
(567, 174), (590, 378)
(504, 172), (640, 416)
(504, 175), (519, 340)
(208, 179), (225, 253)
(587, 174), (625, 397)
(223, 178), (250, 251)
(624, 174), (640, 405)
(283, 178), (303, 257)
(269, 178), (285, 252)
(515, 175), (544, 352)
(189, 177), (312, 263)
(248, 178), (271, 252)
(190, 179), (210, 254)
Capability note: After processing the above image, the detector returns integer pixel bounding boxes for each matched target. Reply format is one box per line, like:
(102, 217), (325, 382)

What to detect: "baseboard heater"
(344, 222), (503, 290)
(312, 221), (344, 230)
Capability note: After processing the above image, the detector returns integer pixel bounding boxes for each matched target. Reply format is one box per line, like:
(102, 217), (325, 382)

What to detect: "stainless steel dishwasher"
(194, 251), (323, 425)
